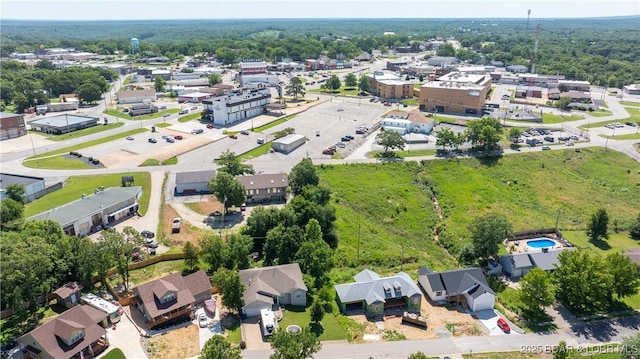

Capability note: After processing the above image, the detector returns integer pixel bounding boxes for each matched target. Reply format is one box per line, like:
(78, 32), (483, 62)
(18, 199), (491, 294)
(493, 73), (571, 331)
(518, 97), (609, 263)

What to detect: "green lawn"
(237, 143), (272, 160)
(25, 128), (148, 159)
(589, 109), (613, 117)
(562, 231), (639, 254)
(104, 108), (179, 121)
(139, 157), (177, 166)
(155, 122), (171, 128)
(119, 260), (186, 286)
(578, 119), (622, 130)
(178, 112), (203, 123)
(24, 172), (152, 217)
(22, 154), (97, 170)
(101, 348), (126, 359)
(366, 149), (437, 158)
(598, 133), (640, 140)
(252, 114), (296, 132)
(619, 100), (640, 107)
(39, 123), (125, 141)
(542, 113), (583, 124)
(278, 305), (349, 341)
(400, 98), (419, 106)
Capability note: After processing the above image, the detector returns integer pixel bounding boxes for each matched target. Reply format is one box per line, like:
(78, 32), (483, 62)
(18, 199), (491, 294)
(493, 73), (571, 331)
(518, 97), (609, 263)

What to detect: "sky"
(2, 0), (639, 21)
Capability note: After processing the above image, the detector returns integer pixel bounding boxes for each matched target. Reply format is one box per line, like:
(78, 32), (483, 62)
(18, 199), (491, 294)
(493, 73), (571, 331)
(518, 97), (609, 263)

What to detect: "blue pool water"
(526, 239), (556, 248)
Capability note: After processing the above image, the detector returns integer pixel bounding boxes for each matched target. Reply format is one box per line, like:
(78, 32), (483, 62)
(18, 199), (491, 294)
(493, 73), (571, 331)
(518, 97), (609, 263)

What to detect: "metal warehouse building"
(29, 114), (100, 135)
(175, 170), (216, 195)
(271, 134), (306, 153)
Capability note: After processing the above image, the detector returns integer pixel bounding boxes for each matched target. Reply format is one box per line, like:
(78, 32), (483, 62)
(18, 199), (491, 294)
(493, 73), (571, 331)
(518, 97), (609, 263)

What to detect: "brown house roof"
(406, 109), (434, 125)
(20, 305), (107, 359)
(184, 270), (212, 297)
(236, 173), (288, 191)
(52, 282), (84, 299)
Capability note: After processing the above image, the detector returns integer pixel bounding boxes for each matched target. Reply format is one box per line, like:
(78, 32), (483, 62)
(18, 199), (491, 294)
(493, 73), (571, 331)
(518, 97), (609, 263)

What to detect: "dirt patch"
(162, 204), (204, 247)
(144, 324), (199, 359)
(186, 196), (223, 216)
(348, 295), (481, 341)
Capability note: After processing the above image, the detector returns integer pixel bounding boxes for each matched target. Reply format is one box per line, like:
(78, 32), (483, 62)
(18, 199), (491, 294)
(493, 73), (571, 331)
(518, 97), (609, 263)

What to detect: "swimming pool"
(526, 238), (556, 248)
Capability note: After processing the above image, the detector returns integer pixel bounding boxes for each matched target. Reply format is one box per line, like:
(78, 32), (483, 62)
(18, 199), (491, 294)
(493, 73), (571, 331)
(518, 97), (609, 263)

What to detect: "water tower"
(130, 38), (139, 56)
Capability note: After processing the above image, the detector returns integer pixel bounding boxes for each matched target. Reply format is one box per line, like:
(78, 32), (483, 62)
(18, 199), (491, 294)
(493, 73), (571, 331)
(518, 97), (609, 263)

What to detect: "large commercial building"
(0, 173), (46, 203)
(29, 114), (100, 135)
(367, 72), (414, 100)
(419, 72), (492, 115)
(203, 89), (271, 126)
(0, 112), (27, 140)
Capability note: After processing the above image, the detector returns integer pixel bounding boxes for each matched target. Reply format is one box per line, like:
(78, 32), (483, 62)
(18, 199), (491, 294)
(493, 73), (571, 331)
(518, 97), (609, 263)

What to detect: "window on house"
(436, 291), (442, 296)
(295, 292), (301, 298)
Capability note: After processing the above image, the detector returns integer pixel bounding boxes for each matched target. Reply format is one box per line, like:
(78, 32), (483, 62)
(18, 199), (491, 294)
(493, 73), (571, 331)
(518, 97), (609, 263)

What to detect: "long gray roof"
(30, 114), (99, 128)
(0, 173), (44, 189)
(418, 267), (495, 297)
(527, 248), (572, 271)
(29, 186), (142, 226)
(175, 170), (216, 185)
(335, 270), (421, 305)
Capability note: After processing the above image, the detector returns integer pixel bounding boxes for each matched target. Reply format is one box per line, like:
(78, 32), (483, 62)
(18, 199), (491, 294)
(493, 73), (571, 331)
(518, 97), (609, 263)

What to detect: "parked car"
(161, 135), (169, 139)
(141, 230), (155, 239)
(322, 147), (336, 155)
(369, 98), (375, 102)
(241, 130), (250, 135)
(626, 122), (637, 127)
(316, 130), (320, 137)
(345, 135), (354, 140)
(191, 128), (204, 134)
(229, 134), (238, 139)
(166, 137), (175, 143)
(199, 313), (208, 328)
(355, 128), (366, 134)
(337, 108), (344, 112)
(174, 135), (183, 140)
(542, 146), (551, 150)
(497, 318), (511, 333)
(240, 204), (246, 211)
(565, 142), (575, 146)
(569, 135), (579, 140)
(163, 113), (170, 117)
(172, 218), (181, 233)
(257, 138), (265, 144)
(126, 136), (134, 140)
(148, 138), (157, 143)
(159, 106), (167, 110)
(341, 136), (352, 142)
(191, 106), (198, 110)
(206, 124), (214, 129)
(335, 141), (346, 148)
(543, 136), (555, 142)
(502, 95), (510, 100)
(145, 238), (159, 248)
(179, 109), (188, 115)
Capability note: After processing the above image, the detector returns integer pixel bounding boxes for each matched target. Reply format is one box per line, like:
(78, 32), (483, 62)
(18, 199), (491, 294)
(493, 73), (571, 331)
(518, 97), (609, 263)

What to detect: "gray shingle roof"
(418, 267), (495, 296)
(335, 270), (421, 305)
(527, 248), (571, 271)
(0, 173), (44, 190)
(175, 170), (216, 185)
(29, 186), (142, 226)
(30, 114), (99, 128)
(238, 264), (307, 310)
(236, 173), (288, 191)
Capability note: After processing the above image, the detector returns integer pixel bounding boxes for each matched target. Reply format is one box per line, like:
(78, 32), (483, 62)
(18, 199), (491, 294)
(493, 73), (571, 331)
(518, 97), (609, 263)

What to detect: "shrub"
(88, 157), (93, 162)
(92, 159), (100, 165)
(239, 341), (246, 350)
(77, 153), (82, 158)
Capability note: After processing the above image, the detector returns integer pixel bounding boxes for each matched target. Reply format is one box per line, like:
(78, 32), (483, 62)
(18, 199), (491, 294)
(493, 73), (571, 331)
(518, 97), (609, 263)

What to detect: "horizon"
(2, 0), (639, 21)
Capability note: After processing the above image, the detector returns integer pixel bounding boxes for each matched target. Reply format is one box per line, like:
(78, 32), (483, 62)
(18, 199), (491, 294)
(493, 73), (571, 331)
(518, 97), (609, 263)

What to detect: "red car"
(206, 124), (214, 129)
(497, 318), (510, 333)
(322, 147), (336, 155)
(174, 135), (183, 140)
(229, 134), (238, 139)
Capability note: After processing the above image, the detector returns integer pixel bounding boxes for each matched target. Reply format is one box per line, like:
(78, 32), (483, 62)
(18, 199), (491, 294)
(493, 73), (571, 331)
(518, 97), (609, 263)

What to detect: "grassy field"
(120, 260), (186, 286)
(22, 154), (97, 170)
(562, 230), (639, 253)
(178, 112), (203, 123)
(35, 123), (125, 141)
(589, 109), (613, 117)
(366, 149), (437, 158)
(598, 133), (640, 140)
(104, 108), (179, 121)
(252, 114), (296, 132)
(542, 113), (583, 124)
(140, 157), (178, 166)
(619, 100), (640, 107)
(278, 305), (350, 341)
(237, 143), (272, 160)
(318, 148), (640, 282)
(24, 128), (148, 159)
(24, 172), (152, 217)
(318, 162), (458, 282)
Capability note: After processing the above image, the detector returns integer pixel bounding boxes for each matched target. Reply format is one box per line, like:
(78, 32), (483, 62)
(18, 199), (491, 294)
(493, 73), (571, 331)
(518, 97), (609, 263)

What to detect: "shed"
(175, 170), (216, 195)
(271, 134), (306, 153)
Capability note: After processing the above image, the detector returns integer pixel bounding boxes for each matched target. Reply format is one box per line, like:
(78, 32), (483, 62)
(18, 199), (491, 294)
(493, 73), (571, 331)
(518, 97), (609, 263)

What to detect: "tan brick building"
(367, 72), (414, 100)
(419, 72), (492, 115)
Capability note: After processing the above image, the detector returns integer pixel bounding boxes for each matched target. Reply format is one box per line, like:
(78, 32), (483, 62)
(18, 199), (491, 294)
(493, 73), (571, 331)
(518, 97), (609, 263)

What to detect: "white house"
(381, 110), (435, 135)
(417, 267), (495, 312)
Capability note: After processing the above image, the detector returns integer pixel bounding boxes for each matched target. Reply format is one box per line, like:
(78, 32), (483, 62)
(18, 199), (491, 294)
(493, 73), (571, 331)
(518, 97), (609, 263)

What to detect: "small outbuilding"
(271, 134), (306, 153)
(174, 170), (215, 195)
(29, 114), (100, 135)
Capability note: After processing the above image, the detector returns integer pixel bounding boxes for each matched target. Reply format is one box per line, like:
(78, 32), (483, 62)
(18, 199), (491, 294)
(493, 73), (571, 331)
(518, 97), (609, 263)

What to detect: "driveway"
(99, 306), (147, 358)
(196, 300), (222, 350)
(474, 309), (520, 336)
(241, 316), (271, 350)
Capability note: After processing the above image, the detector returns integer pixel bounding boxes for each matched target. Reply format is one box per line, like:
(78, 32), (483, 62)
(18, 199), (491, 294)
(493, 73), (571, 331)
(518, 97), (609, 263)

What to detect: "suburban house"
(116, 89), (156, 104)
(334, 269), (422, 317)
(202, 88), (271, 126)
(18, 305), (110, 359)
(0, 112), (27, 140)
(419, 72), (492, 115)
(238, 263), (307, 317)
(237, 173), (288, 204)
(133, 270), (212, 329)
(174, 170), (215, 195)
(380, 110), (435, 135)
(51, 282), (84, 309)
(0, 173), (47, 203)
(29, 114), (100, 135)
(271, 134), (306, 154)
(417, 267), (495, 312)
(29, 186), (142, 236)
(499, 248), (572, 279)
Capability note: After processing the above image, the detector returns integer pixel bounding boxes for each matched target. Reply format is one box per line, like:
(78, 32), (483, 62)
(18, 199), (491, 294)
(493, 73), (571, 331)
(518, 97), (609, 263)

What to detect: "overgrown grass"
(541, 113), (583, 124)
(237, 143), (272, 160)
(252, 114), (296, 132)
(22, 155), (97, 170)
(38, 123), (125, 141)
(420, 148), (640, 241)
(319, 162), (458, 281)
(25, 128), (148, 158)
(278, 305), (349, 341)
(116, 260), (186, 286)
(24, 172), (152, 217)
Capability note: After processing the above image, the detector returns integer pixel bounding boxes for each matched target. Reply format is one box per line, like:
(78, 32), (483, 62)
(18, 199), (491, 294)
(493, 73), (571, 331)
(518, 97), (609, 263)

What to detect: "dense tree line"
(1, 18), (638, 87)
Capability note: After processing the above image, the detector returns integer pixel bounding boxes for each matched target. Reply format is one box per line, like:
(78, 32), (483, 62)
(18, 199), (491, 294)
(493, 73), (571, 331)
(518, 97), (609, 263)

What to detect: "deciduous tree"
(154, 76), (165, 92)
(0, 198), (24, 232)
(207, 172), (246, 213)
(285, 77), (305, 100)
(629, 213), (640, 241)
(358, 74), (370, 95)
(200, 335), (241, 359)
(76, 82), (102, 103)
(465, 117), (503, 151)
(183, 242), (200, 273)
(200, 234), (225, 272)
(621, 333), (640, 359)
(508, 128), (523, 143)
(212, 267), (245, 314)
(469, 213), (512, 260)
(519, 267), (555, 313)
(344, 73), (357, 88)
(587, 208), (609, 241)
(606, 252), (640, 300)
(208, 73), (222, 86)
(375, 130), (406, 155)
(216, 149), (255, 176)
(269, 328), (321, 359)
(288, 157), (319, 195)
(99, 226), (144, 292)
(4, 184), (26, 204)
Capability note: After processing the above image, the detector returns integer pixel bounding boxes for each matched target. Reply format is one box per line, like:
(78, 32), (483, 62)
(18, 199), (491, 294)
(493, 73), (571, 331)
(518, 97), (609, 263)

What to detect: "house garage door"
(243, 306), (269, 318)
